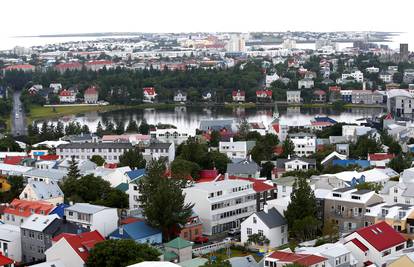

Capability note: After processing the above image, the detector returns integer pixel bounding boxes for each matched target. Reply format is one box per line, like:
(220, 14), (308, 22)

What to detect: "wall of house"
(21, 229), (47, 262)
(92, 209), (118, 237)
(0, 229), (21, 262)
(45, 239), (84, 267)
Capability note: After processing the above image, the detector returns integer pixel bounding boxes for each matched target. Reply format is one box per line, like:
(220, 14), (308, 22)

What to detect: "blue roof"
(314, 116), (337, 124)
(332, 159), (370, 168)
(109, 221), (161, 240)
(50, 203), (70, 218)
(126, 169), (146, 182)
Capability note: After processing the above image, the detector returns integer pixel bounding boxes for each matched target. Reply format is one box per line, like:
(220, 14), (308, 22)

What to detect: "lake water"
(35, 106), (386, 135)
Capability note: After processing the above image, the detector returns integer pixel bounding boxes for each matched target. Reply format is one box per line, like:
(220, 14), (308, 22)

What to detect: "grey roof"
(24, 169), (67, 181)
(353, 189), (372, 195)
(43, 218), (86, 236)
(228, 255), (259, 267)
(62, 133), (97, 142)
(276, 158), (316, 169)
(272, 176), (297, 186)
(333, 187), (354, 193)
(227, 160), (260, 175)
(147, 142), (172, 149)
(255, 207), (287, 228)
(65, 203), (111, 214)
(199, 119), (234, 131)
(58, 142), (133, 149)
(27, 181), (63, 200)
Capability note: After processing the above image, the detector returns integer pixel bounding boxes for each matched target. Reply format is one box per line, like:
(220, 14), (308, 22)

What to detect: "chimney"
(264, 204), (269, 214)
(224, 173), (229, 180)
(288, 154), (291, 160)
(119, 226), (124, 235)
(230, 137), (233, 142)
(363, 81), (366, 90)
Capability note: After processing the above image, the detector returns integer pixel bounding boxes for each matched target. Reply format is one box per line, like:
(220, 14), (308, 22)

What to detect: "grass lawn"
(203, 247), (263, 262)
(27, 105), (125, 121)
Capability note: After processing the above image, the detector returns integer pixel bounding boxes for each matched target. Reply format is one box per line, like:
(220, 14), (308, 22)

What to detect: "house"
(149, 128), (189, 145)
(380, 72), (393, 83)
(184, 179), (257, 235)
(264, 251), (327, 267)
(0, 224), (21, 262)
(3, 199), (54, 226)
(24, 169), (67, 184)
(49, 83), (62, 94)
(84, 60), (114, 71)
(249, 122), (267, 136)
(232, 90), (245, 102)
(61, 133), (99, 143)
(265, 73), (279, 88)
(54, 62), (83, 73)
(3, 64), (35, 73)
(199, 119), (235, 132)
(45, 231), (104, 267)
(298, 78), (314, 89)
(57, 142), (133, 163)
(174, 90), (187, 102)
(241, 206), (288, 248)
(344, 221), (406, 267)
(124, 169), (146, 210)
(295, 243), (357, 267)
(276, 157), (316, 176)
(179, 212), (203, 242)
(219, 139), (255, 160)
(351, 90), (383, 104)
(164, 237), (193, 263)
(368, 153), (395, 167)
(389, 253), (414, 267)
(226, 159), (260, 178)
(289, 132), (316, 157)
(28, 84), (43, 95)
(380, 173), (414, 205)
(202, 91), (213, 101)
(109, 221), (162, 244)
(143, 87), (157, 103)
(0, 163), (31, 176)
(387, 89), (414, 117)
(58, 89), (76, 103)
(64, 203), (118, 237)
(20, 214), (60, 262)
(323, 188), (384, 233)
(256, 90), (272, 102)
(19, 181), (64, 205)
(86, 166), (131, 188)
(320, 151), (348, 166)
(312, 90), (326, 103)
(364, 203), (414, 234)
(143, 142), (175, 164)
(286, 91), (301, 103)
(341, 70), (364, 83)
(57, 158), (97, 173)
(84, 86), (99, 104)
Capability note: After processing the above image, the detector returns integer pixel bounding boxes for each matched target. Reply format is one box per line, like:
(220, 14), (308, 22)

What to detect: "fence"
(192, 241), (231, 256)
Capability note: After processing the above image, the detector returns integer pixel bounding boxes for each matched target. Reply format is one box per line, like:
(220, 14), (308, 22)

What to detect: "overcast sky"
(2, 0), (413, 36)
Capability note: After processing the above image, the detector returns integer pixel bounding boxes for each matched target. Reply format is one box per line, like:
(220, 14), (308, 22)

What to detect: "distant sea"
(0, 32), (413, 51)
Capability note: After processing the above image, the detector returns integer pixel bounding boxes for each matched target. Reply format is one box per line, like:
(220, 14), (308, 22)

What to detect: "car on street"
(194, 236), (209, 244)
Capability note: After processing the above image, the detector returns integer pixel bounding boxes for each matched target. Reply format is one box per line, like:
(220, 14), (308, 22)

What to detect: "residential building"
(149, 128), (189, 145)
(173, 90), (187, 102)
(24, 169), (67, 184)
(264, 251), (327, 267)
(199, 119), (235, 132)
(49, 83), (62, 94)
(143, 87), (157, 103)
(226, 159), (260, 178)
(364, 203), (414, 234)
(312, 90), (326, 103)
(58, 89), (76, 103)
(45, 231), (104, 267)
(289, 132), (316, 157)
(404, 69), (414, 84)
(179, 213), (203, 242)
(54, 62), (83, 73)
(84, 60), (114, 71)
(184, 180), (257, 235)
(296, 243), (357, 267)
(57, 142), (133, 163)
(265, 73), (279, 88)
(219, 139), (255, 160)
(351, 90), (383, 104)
(226, 35), (246, 52)
(124, 169), (146, 210)
(387, 89), (414, 117)
(286, 91), (301, 103)
(341, 70), (364, 83)
(109, 221), (162, 244)
(366, 66), (379, 73)
(0, 254), (14, 267)
(19, 181), (64, 205)
(84, 86), (99, 104)
(389, 253), (414, 267)
(344, 221), (406, 267)
(241, 206), (288, 248)
(3, 199), (54, 226)
(143, 142), (175, 163)
(276, 157), (316, 176)
(232, 90), (245, 102)
(64, 203), (118, 237)
(0, 224), (21, 262)
(256, 90), (273, 102)
(298, 78), (314, 89)
(323, 188), (384, 232)
(380, 72), (393, 83)
(86, 166), (131, 188)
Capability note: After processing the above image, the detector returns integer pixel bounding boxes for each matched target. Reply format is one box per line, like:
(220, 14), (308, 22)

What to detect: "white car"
(15, 113), (19, 119)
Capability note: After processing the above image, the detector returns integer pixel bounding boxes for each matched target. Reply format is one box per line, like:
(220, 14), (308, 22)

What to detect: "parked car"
(194, 236), (209, 244)
(228, 228), (240, 235)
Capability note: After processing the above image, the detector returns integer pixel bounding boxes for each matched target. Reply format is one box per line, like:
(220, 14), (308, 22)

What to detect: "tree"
(202, 151), (231, 174)
(86, 239), (160, 267)
(201, 259), (231, 267)
(260, 161), (275, 179)
(118, 148), (146, 170)
(355, 182), (383, 193)
(322, 219), (339, 242)
(115, 121), (125, 135)
(388, 154), (411, 173)
(209, 130), (220, 147)
(67, 157), (81, 179)
(90, 155), (105, 166)
(139, 160), (194, 240)
(138, 119), (150, 134)
(281, 137), (295, 158)
(237, 118), (251, 140)
(0, 175), (24, 203)
(171, 158), (201, 180)
(350, 134), (382, 159)
(96, 121), (104, 137)
(0, 136), (22, 152)
(126, 119), (139, 133)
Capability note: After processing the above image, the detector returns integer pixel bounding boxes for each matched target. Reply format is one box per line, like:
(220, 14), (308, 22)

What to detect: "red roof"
(0, 254), (13, 266)
(104, 163), (117, 169)
(252, 180), (275, 192)
(347, 238), (369, 252)
(4, 64), (35, 70)
(329, 86), (341, 92)
(120, 217), (143, 225)
(272, 124), (280, 133)
(354, 221), (406, 252)
(273, 145), (283, 155)
(256, 90), (273, 97)
(52, 230), (105, 262)
(55, 62), (83, 69)
(84, 86), (98, 95)
(311, 121), (333, 127)
(39, 154), (59, 161)
(85, 60), (113, 66)
(313, 89), (326, 95)
(3, 155), (27, 165)
(143, 87), (156, 95)
(59, 89), (74, 97)
(368, 153), (395, 161)
(198, 170), (219, 182)
(4, 199), (54, 218)
(232, 90), (245, 96)
(384, 113), (393, 120)
(268, 251), (327, 267)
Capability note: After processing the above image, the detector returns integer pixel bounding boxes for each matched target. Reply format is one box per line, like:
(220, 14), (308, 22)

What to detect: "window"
(281, 226), (285, 233)
(382, 249), (391, 257)
(396, 244), (404, 251)
(253, 217), (257, 224)
(394, 196), (398, 203)
(258, 230), (263, 236)
(247, 228), (252, 235)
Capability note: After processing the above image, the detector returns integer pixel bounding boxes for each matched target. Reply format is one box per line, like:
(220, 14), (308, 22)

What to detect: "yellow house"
(0, 176), (11, 192)
(389, 254), (414, 267)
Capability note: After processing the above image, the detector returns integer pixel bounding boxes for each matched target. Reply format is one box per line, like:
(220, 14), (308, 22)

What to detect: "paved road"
(11, 90), (26, 136)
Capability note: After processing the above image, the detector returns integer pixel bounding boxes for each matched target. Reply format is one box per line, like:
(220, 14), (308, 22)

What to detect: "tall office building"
(226, 35), (246, 52)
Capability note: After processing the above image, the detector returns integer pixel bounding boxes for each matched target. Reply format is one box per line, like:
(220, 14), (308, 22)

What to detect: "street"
(11, 90), (26, 136)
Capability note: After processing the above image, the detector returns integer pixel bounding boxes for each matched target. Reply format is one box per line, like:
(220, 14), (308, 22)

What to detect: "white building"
(19, 181), (64, 205)
(265, 73), (280, 88)
(298, 78), (314, 89)
(387, 89), (414, 117)
(184, 180), (257, 235)
(143, 87), (157, 103)
(58, 89), (76, 103)
(380, 72), (393, 83)
(286, 91), (301, 103)
(240, 206), (288, 248)
(143, 142), (175, 163)
(64, 203), (118, 237)
(149, 128), (189, 145)
(226, 35), (246, 52)
(0, 224), (21, 262)
(289, 132), (316, 157)
(366, 66), (380, 73)
(219, 139), (255, 160)
(342, 70), (364, 83)
(174, 90), (187, 102)
(87, 166), (132, 188)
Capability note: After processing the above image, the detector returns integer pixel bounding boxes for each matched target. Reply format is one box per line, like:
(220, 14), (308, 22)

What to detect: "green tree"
(0, 176), (24, 203)
(138, 119), (150, 134)
(322, 219), (339, 242)
(209, 130), (220, 147)
(67, 157), (81, 179)
(171, 158), (201, 180)
(86, 239), (160, 267)
(90, 155), (105, 166)
(202, 151), (231, 174)
(119, 148), (146, 170)
(201, 259), (231, 267)
(139, 160), (194, 240)
(350, 134), (382, 159)
(281, 137), (295, 158)
(96, 121), (104, 137)
(0, 136), (22, 152)
(355, 182), (383, 193)
(388, 154), (411, 173)
(237, 118), (251, 140)
(126, 119), (139, 133)
(115, 121), (125, 135)
(260, 161), (275, 179)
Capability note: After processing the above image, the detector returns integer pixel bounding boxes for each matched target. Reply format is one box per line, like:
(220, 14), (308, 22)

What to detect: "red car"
(194, 236), (209, 244)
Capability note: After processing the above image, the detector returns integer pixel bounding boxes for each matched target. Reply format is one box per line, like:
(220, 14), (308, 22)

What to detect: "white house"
(366, 66), (380, 73)
(19, 181), (64, 205)
(64, 203), (118, 237)
(86, 166), (131, 188)
(380, 72), (393, 83)
(276, 157), (317, 173)
(173, 90), (187, 102)
(49, 83), (62, 94)
(219, 139), (255, 160)
(286, 91), (301, 103)
(184, 180), (257, 235)
(298, 78), (314, 89)
(265, 73), (280, 88)
(295, 243), (358, 267)
(58, 89), (76, 103)
(341, 70), (364, 83)
(143, 87), (157, 103)
(143, 142), (175, 163)
(0, 224), (21, 262)
(344, 221), (406, 267)
(232, 90), (245, 102)
(241, 206), (288, 248)
(289, 132), (316, 156)
(149, 128), (189, 145)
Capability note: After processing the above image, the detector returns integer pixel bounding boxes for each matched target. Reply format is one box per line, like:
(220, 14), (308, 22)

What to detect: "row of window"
(213, 206), (254, 221)
(23, 243), (44, 254)
(211, 195), (255, 210)
(60, 148), (128, 153)
(22, 230), (44, 241)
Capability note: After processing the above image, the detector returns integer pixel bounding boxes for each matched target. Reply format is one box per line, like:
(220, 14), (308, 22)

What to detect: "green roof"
(165, 237), (193, 249)
(115, 182), (129, 192)
(178, 257), (208, 267)
(163, 250), (178, 261)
